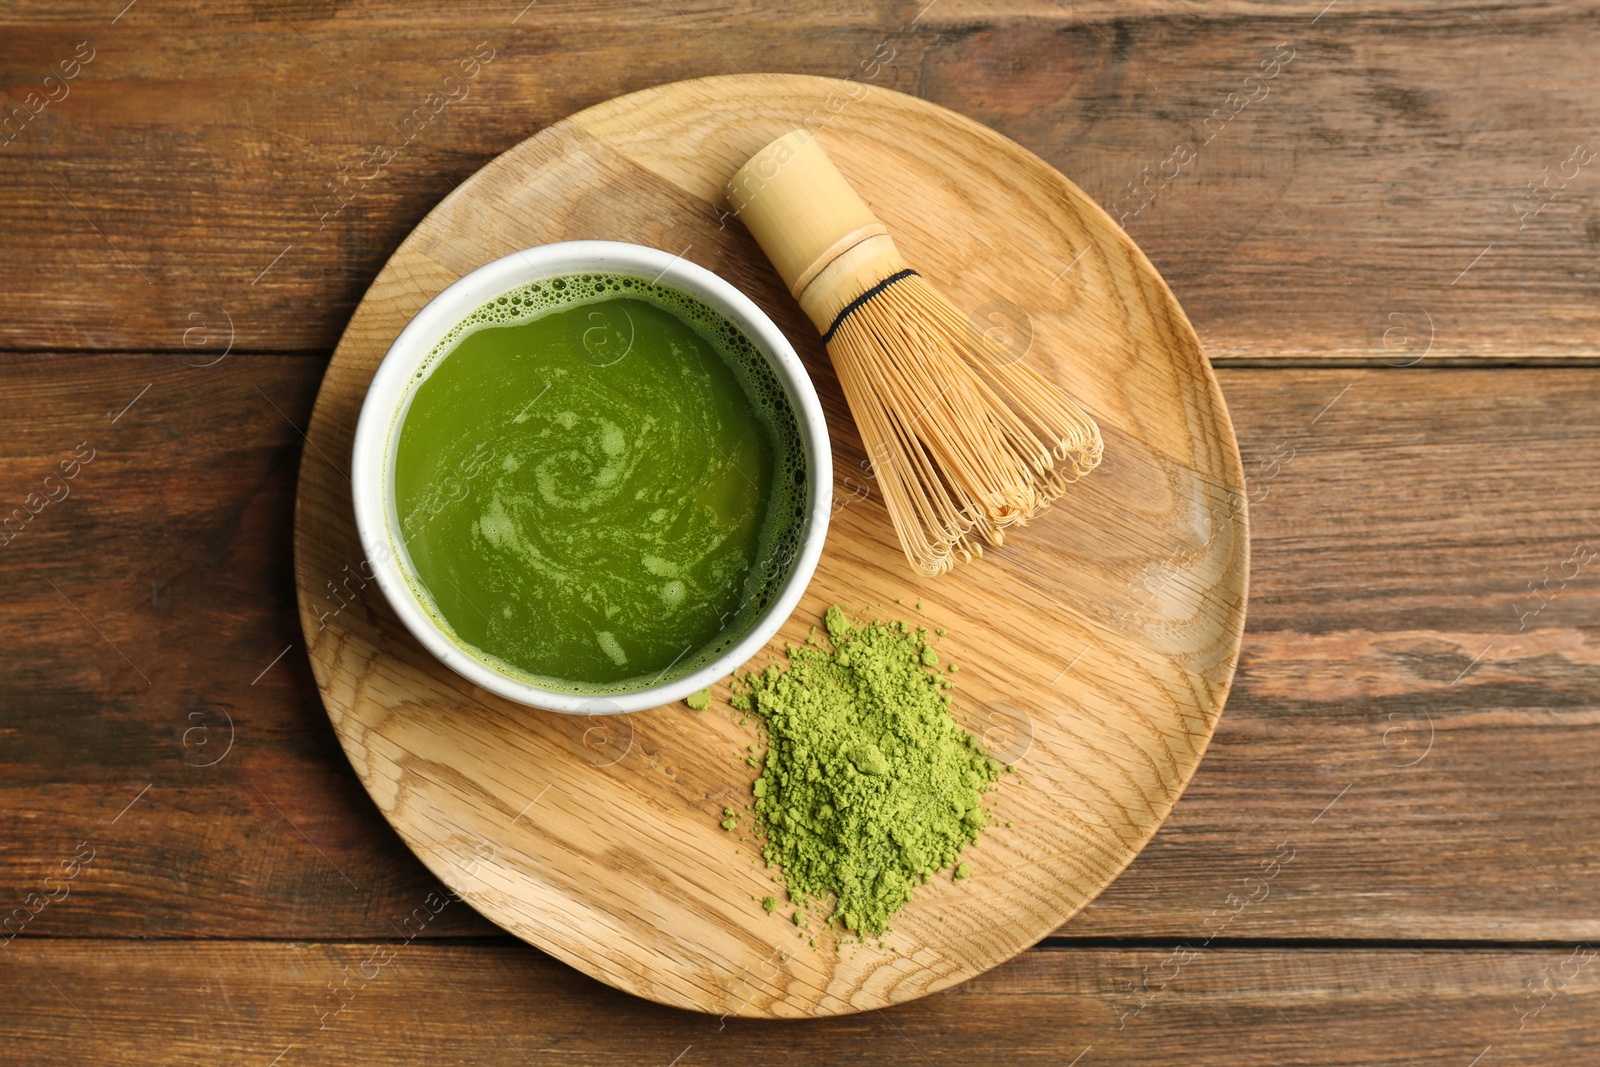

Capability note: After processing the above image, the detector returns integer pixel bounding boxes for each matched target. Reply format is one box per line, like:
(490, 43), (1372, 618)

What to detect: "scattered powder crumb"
(954, 863), (971, 881)
(685, 688), (711, 711)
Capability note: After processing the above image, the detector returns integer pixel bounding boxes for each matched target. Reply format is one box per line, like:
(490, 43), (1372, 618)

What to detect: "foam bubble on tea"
(393, 272), (806, 694)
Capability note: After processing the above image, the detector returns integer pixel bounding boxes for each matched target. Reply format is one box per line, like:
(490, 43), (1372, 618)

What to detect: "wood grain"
(4, 1), (1598, 1058)
(2, 4), (1597, 357)
(1, 939), (1594, 1065)
(292, 74), (1246, 1016)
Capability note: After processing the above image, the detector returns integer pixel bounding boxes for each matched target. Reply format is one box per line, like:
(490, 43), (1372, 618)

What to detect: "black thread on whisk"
(820, 268), (921, 345)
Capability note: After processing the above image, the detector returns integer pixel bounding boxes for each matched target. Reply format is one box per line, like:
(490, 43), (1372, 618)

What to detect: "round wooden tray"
(294, 73), (1247, 1018)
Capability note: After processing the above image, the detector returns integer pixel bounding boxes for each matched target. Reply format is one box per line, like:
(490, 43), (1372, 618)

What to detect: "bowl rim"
(350, 239), (832, 715)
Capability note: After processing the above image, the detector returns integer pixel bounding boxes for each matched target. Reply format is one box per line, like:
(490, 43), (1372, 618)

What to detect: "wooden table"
(2, 2), (1595, 1062)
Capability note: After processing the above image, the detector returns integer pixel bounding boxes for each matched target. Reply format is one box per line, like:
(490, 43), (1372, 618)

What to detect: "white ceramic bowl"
(351, 241), (832, 714)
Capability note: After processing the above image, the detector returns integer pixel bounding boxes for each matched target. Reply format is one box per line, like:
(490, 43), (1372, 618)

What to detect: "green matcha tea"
(393, 272), (806, 694)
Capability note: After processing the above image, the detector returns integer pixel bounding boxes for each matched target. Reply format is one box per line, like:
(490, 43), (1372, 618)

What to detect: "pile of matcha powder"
(726, 605), (1001, 937)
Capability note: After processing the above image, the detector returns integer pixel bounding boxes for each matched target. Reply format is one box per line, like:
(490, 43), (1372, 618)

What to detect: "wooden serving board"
(293, 73), (1247, 1018)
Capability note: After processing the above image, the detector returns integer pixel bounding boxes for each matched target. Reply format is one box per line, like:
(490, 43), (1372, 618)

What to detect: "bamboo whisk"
(726, 130), (1104, 576)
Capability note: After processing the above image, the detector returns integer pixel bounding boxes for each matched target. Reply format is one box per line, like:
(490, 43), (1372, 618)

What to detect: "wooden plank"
(2, 357), (1598, 941)
(0, 940), (1594, 1063)
(1, 7), (1596, 357)
(0, 1), (1566, 22)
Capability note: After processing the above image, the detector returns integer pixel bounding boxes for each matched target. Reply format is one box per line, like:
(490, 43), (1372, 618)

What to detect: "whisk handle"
(726, 130), (909, 335)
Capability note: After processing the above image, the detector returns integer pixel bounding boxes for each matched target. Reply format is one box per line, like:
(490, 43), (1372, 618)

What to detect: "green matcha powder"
(726, 605), (1001, 937)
